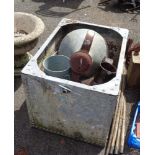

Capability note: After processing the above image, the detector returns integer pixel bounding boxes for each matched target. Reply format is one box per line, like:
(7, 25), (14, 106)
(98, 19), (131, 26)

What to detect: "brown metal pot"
(94, 60), (116, 84)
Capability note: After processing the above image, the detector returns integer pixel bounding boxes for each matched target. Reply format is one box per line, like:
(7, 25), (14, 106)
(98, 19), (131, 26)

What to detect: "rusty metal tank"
(58, 29), (108, 78)
(22, 18), (129, 147)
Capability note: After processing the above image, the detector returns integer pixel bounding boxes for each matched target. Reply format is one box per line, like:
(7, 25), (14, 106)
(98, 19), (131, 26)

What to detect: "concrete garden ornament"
(14, 12), (45, 76)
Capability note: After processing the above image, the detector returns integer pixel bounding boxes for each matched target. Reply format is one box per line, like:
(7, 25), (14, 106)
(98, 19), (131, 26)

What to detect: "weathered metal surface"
(22, 74), (117, 146)
(22, 18), (129, 146)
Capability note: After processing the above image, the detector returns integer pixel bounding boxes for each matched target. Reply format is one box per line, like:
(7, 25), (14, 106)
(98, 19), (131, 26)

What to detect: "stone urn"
(14, 12), (45, 75)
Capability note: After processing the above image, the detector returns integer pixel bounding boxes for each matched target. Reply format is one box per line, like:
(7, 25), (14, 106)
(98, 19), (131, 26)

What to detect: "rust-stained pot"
(94, 61), (116, 84)
(58, 29), (108, 77)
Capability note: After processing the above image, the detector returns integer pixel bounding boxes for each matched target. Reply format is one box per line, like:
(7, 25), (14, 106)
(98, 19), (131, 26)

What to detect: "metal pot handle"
(80, 30), (95, 53)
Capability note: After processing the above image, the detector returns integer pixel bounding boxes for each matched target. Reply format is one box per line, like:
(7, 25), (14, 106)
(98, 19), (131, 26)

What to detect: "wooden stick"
(120, 67), (127, 153)
(114, 103), (123, 154)
(109, 67), (126, 154)
(99, 67), (126, 155)
(109, 92), (123, 154)
(104, 70), (126, 155)
(103, 90), (121, 155)
(120, 93), (126, 153)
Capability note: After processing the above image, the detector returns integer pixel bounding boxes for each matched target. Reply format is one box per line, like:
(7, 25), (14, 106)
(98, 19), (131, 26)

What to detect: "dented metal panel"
(22, 74), (116, 146)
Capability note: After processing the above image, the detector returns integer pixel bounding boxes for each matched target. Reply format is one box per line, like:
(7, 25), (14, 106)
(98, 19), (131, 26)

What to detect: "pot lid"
(70, 51), (93, 74)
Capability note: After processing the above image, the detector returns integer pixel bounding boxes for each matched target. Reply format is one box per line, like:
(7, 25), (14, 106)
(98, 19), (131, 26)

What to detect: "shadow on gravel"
(32, 0), (90, 17)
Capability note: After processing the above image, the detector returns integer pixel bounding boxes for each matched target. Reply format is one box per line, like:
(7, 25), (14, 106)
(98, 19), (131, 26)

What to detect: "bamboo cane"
(103, 90), (121, 155)
(109, 69), (126, 154)
(109, 92), (124, 154)
(104, 70), (126, 155)
(114, 103), (123, 154)
(120, 93), (126, 153)
(99, 66), (127, 155)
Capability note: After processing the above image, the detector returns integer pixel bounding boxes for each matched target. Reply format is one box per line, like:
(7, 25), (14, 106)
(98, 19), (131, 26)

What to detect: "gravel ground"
(14, 0), (140, 154)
